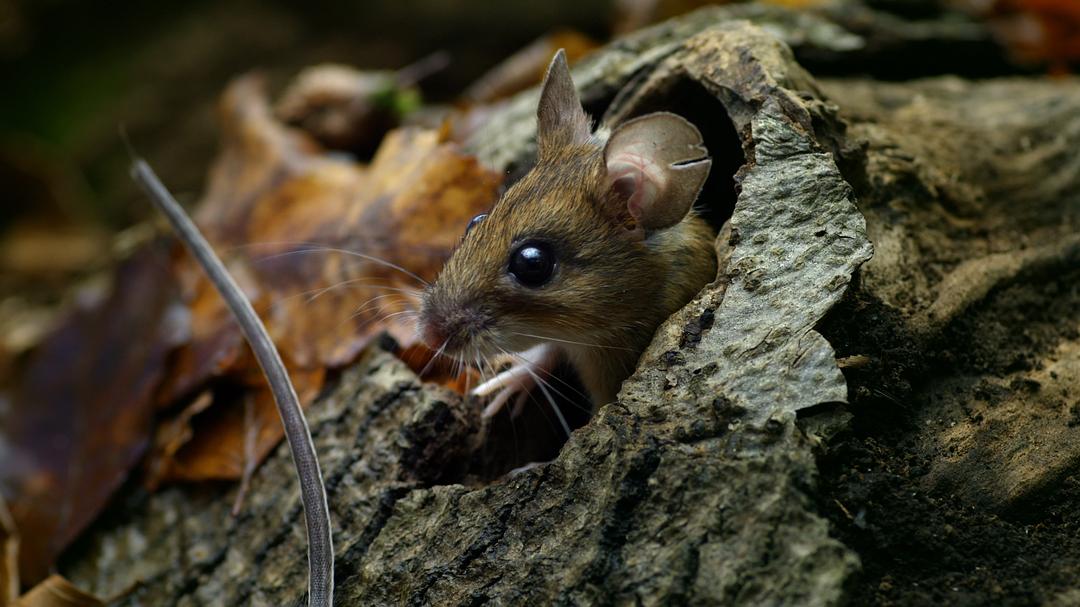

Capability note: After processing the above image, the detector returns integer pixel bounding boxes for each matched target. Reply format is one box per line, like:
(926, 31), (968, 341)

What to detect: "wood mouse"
(419, 49), (718, 416)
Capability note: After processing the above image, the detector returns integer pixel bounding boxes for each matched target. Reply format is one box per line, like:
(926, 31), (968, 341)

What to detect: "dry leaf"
(142, 391), (214, 489)
(276, 65), (424, 156)
(0, 247), (182, 584)
(0, 70), (501, 579)
(14, 575), (103, 607)
(147, 76), (500, 483)
(155, 366), (324, 483)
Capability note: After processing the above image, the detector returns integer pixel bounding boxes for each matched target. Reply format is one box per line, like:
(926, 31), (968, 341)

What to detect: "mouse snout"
(418, 298), (490, 354)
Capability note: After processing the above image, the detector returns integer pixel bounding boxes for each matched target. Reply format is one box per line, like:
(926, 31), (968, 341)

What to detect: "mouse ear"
(603, 112), (711, 232)
(536, 49), (591, 158)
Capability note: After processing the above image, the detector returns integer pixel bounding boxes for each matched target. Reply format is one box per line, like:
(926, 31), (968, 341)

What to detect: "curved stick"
(131, 159), (334, 606)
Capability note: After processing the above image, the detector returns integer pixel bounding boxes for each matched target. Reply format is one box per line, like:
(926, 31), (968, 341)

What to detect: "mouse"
(418, 49), (718, 417)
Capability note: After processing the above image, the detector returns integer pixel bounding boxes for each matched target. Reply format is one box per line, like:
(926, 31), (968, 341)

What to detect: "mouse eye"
(508, 241), (555, 288)
(465, 213), (487, 235)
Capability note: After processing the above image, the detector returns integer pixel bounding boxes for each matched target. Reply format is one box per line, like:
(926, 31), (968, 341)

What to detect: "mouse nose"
(418, 297), (488, 353)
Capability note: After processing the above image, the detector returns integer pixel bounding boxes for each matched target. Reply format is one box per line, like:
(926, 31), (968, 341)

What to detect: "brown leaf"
(158, 76), (500, 401)
(0, 70), (500, 583)
(276, 64), (405, 155)
(153, 365), (324, 483)
(14, 575), (103, 607)
(146, 77), (500, 483)
(194, 75), (321, 247)
(142, 391), (214, 489)
(243, 127), (503, 368)
(0, 221), (109, 277)
(152, 256), (246, 408)
(0, 246), (182, 584)
(951, 0), (1080, 71)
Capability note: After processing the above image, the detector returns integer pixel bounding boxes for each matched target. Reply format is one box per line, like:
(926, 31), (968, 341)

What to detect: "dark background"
(0, 0), (625, 351)
(0, 0), (610, 235)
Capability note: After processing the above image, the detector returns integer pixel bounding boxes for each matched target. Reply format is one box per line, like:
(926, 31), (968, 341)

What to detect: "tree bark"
(58, 5), (1080, 605)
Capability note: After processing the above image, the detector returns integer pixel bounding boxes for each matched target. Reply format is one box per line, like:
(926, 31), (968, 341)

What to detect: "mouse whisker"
(506, 331), (635, 353)
(264, 279), (421, 316)
(494, 346), (583, 432)
(474, 352), (487, 387)
(336, 294), (415, 332)
(517, 361), (571, 439)
(503, 358), (570, 438)
(378, 310), (418, 324)
(418, 340), (449, 378)
(496, 347), (592, 415)
(351, 307), (417, 333)
(351, 292), (412, 318)
(246, 242), (430, 288)
(303, 280), (422, 304)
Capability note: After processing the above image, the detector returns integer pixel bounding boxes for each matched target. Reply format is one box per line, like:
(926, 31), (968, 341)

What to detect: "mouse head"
(418, 49), (711, 360)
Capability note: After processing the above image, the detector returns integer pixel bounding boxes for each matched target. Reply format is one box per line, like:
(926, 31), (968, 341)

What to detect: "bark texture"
(58, 5), (1080, 606)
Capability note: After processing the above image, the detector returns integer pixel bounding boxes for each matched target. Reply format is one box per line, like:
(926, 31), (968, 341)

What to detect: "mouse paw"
(473, 344), (559, 419)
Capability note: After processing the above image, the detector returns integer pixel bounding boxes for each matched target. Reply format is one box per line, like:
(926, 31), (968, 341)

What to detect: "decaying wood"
(57, 5), (1080, 605)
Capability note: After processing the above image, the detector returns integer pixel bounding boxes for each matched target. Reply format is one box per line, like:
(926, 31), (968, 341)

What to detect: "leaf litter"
(0, 72), (501, 587)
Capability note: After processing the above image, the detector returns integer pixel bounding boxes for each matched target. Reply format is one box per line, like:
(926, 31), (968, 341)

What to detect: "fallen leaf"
(194, 76), (322, 248)
(0, 69), (502, 580)
(14, 575), (103, 607)
(147, 76), (500, 483)
(276, 65), (436, 156)
(0, 246), (182, 584)
(142, 391), (214, 489)
(155, 365), (324, 483)
(243, 126), (502, 368)
(152, 257), (245, 409)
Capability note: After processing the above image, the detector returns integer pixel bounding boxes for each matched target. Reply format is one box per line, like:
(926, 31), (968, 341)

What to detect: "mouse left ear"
(536, 49), (591, 158)
(603, 112), (711, 233)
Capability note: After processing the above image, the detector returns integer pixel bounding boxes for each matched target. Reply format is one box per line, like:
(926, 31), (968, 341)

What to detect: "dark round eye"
(465, 213), (487, 235)
(508, 241), (556, 288)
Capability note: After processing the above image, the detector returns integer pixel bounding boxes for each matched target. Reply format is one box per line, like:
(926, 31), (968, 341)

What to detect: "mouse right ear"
(536, 49), (591, 158)
(603, 112), (711, 233)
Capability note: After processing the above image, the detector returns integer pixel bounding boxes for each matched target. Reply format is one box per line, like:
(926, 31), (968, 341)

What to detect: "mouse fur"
(419, 49), (717, 409)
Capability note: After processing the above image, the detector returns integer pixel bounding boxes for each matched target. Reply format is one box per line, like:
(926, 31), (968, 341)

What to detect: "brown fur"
(419, 49), (716, 409)
(421, 140), (717, 407)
